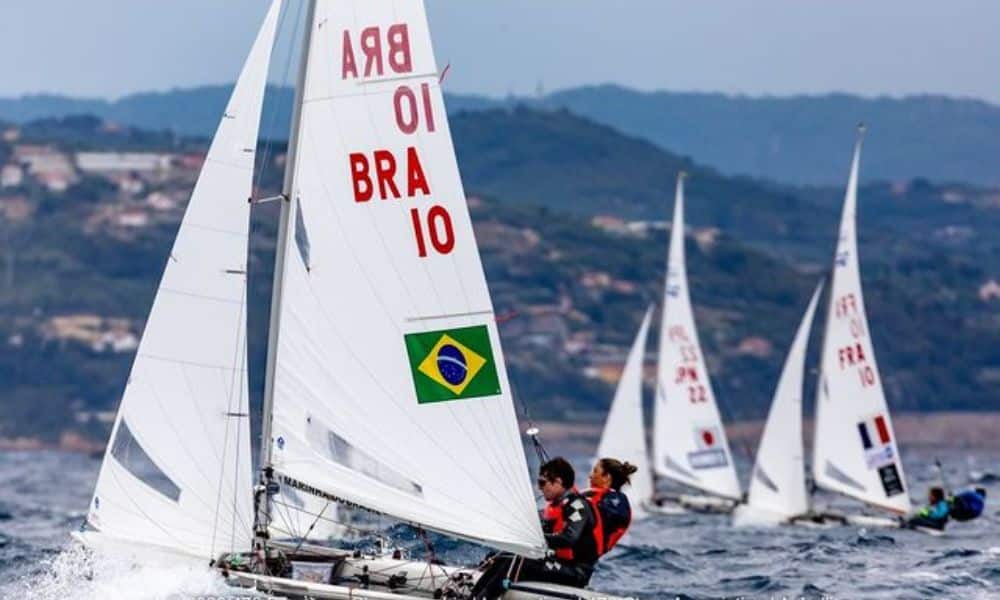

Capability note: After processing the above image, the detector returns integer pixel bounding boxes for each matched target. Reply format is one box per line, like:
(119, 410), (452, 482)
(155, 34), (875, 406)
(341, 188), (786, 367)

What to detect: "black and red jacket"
(540, 488), (599, 565)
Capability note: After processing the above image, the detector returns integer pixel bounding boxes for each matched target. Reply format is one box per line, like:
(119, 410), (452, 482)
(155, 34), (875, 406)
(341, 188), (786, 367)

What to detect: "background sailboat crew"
(905, 487), (950, 531)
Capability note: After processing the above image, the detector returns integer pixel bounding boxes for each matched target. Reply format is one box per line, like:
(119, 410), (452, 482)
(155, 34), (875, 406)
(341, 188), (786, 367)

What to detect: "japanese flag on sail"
(695, 426), (721, 449)
(687, 425), (729, 470)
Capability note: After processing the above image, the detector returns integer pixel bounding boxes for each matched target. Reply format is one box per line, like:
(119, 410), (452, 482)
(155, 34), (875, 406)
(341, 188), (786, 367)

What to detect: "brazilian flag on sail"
(404, 325), (501, 404)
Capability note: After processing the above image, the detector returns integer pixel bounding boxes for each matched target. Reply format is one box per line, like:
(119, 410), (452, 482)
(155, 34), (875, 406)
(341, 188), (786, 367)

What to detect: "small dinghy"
(74, 2), (631, 597)
(649, 174), (741, 515)
(736, 128), (920, 532)
(808, 128), (915, 530)
(732, 282), (824, 527)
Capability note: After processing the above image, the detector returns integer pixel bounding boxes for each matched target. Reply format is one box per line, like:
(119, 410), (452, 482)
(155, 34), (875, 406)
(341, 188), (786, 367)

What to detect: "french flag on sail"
(857, 414), (891, 449)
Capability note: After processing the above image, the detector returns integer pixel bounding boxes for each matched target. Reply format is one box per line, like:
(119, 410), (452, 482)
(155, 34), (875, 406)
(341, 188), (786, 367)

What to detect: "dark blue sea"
(1, 447), (997, 599)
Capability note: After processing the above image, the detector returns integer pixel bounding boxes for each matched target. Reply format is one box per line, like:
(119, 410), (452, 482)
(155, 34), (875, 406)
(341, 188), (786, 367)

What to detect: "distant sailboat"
(75, 1), (629, 598)
(732, 282), (823, 526)
(810, 126), (912, 524)
(595, 306), (656, 522)
(650, 173), (741, 513)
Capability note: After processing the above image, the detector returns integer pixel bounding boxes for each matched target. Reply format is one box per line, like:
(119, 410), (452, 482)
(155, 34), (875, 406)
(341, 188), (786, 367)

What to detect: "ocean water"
(0, 448), (997, 599)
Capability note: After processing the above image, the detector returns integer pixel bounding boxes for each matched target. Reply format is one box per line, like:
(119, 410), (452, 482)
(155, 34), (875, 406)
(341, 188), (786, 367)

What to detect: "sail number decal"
(668, 325), (708, 403)
(342, 24), (455, 258)
(833, 293), (877, 388)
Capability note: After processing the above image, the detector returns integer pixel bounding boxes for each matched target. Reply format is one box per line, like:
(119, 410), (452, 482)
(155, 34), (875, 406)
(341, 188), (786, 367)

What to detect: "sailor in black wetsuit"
(469, 457), (598, 599)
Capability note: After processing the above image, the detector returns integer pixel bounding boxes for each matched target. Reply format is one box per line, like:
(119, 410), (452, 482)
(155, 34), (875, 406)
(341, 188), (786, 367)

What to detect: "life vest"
(541, 492), (576, 561)
(541, 487), (601, 562)
(585, 487), (631, 555)
(949, 490), (985, 522)
(542, 487), (629, 561)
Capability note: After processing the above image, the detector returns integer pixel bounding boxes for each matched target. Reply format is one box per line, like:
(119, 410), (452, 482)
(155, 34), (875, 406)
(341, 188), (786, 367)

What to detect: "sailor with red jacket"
(583, 458), (638, 554)
(469, 457), (601, 598)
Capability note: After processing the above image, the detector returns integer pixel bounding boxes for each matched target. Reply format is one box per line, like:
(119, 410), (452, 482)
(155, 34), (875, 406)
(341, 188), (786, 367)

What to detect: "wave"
(0, 544), (248, 600)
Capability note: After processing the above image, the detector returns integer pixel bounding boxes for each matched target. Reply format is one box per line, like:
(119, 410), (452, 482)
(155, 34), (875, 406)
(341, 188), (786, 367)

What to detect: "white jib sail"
(652, 174), (741, 500)
(86, 1), (282, 560)
(745, 281), (823, 520)
(812, 129), (911, 515)
(595, 306), (655, 521)
(268, 0), (546, 558)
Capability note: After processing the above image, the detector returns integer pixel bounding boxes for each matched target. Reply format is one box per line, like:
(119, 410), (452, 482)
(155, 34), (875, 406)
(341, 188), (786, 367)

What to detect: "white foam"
(730, 503), (785, 528)
(900, 570), (944, 581)
(3, 544), (248, 600)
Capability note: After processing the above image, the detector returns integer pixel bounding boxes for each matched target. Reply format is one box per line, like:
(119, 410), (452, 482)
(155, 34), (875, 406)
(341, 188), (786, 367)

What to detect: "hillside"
(538, 85), (1000, 186)
(5, 84), (1000, 184)
(0, 110), (996, 445)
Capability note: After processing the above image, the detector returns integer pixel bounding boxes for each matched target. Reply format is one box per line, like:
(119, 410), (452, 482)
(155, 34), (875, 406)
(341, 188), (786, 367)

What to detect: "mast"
(254, 0), (317, 549)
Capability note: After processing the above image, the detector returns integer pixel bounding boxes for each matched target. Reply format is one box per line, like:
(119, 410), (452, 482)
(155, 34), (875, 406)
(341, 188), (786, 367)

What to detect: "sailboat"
(734, 128), (917, 531)
(809, 126), (913, 528)
(731, 282), (823, 526)
(74, 1), (630, 598)
(649, 173), (742, 514)
(594, 307), (656, 522)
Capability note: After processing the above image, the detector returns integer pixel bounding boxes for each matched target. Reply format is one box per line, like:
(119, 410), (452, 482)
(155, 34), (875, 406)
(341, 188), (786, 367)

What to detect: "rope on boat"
(493, 308), (551, 478)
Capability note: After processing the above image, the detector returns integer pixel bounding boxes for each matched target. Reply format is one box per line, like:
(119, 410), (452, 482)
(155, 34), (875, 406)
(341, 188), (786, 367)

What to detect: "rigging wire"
(497, 310), (550, 468)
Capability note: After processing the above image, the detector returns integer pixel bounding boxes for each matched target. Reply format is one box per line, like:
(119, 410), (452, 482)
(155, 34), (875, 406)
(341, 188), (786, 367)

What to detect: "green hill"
(0, 109), (996, 444)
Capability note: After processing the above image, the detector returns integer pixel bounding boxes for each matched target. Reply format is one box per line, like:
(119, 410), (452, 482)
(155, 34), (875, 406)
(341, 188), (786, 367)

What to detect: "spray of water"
(2, 543), (259, 600)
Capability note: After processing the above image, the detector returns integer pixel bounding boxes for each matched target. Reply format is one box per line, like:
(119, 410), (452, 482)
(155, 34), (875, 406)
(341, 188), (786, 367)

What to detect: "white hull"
(787, 511), (941, 535)
(225, 555), (629, 600)
(731, 504), (844, 529)
(651, 493), (736, 515)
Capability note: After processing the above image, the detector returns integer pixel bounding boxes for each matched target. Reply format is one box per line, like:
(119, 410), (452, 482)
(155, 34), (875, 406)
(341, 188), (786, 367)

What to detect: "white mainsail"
(652, 173), (741, 500)
(266, 0), (546, 558)
(85, 1), (282, 560)
(595, 306), (655, 521)
(744, 282), (823, 520)
(812, 129), (910, 515)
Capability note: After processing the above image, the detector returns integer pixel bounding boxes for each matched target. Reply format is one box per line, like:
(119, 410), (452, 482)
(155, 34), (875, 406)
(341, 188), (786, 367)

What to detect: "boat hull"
(219, 545), (629, 600)
(225, 557), (630, 600)
(651, 493), (736, 515)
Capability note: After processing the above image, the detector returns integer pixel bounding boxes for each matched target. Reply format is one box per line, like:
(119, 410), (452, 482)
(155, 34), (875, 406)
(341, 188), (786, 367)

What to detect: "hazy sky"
(4, 1), (999, 103)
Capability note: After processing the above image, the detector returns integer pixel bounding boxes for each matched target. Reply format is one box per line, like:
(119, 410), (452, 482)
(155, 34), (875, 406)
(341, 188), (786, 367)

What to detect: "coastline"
(533, 411), (1000, 455)
(2, 411), (998, 456)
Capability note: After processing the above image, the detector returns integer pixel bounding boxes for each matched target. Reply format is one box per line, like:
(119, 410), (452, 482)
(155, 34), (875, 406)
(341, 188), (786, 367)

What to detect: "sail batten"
(652, 175), (742, 500)
(267, 0), (546, 557)
(86, 1), (282, 560)
(812, 131), (910, 515)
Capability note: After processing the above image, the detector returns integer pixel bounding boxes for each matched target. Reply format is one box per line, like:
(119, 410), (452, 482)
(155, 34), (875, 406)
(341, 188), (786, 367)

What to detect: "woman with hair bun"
(585, 458), (639, 555)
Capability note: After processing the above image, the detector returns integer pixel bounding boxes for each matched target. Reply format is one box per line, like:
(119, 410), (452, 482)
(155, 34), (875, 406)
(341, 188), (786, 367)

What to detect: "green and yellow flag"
(404, 325), (501, 404)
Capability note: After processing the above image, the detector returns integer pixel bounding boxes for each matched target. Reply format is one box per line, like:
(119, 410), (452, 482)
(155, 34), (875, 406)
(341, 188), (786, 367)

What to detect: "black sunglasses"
(537, 477), (550, 489)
